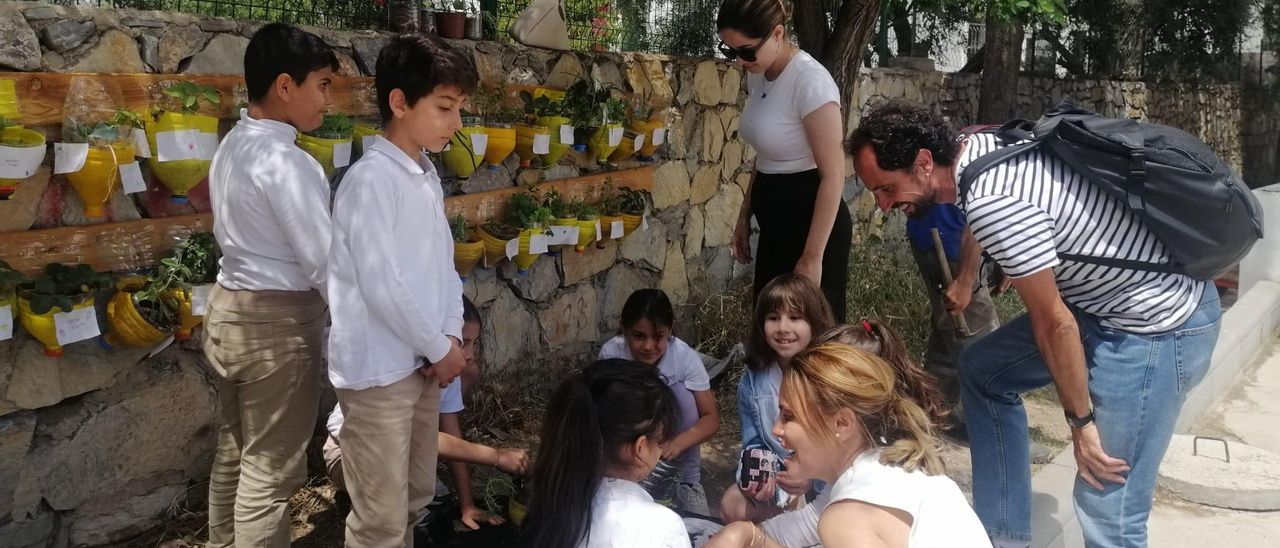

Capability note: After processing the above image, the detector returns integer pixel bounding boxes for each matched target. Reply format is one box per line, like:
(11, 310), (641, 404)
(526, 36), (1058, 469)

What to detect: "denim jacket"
(737, 362), (789, 459)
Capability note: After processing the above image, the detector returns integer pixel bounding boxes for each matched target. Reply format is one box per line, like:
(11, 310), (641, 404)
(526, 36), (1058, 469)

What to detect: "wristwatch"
(1065, 409), (1095, 429)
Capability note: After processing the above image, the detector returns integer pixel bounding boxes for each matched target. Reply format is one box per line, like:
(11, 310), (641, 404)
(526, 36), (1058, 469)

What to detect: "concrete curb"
(1028, 280), (1280, 548)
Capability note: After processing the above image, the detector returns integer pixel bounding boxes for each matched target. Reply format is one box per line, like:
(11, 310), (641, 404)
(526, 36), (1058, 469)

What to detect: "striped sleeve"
(967, 194), (1060, 278)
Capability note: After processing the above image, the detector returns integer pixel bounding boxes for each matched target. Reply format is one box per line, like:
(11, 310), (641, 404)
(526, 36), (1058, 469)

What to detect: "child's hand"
(459, 504), (504, 530)
(496, 448), (529, 476)
(776, 471), (812, 496)
(424, 340), (465, 388)
(741, 476), (776, 503)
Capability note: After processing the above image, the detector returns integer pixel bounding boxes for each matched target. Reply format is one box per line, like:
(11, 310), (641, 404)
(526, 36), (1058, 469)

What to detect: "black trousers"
(750, 169), (852, 322)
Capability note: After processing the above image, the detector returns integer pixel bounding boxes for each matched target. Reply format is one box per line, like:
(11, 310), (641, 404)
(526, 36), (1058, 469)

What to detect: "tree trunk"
(792, 0), (829, 62)
(793, 0), (881, 136)
(890, 3), (914, 57)
(977, 12), (1025, 124)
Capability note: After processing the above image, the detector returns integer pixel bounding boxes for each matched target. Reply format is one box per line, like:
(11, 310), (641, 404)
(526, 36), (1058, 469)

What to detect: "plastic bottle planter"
(0, 127), (47, 200)
(479, 226), (544, 274)
(0, 79), (20, 124)
(296, 133), (352, 179)
(508, 497), (528, 527)
(631, 118), (665, 159)
(104, 285), (171, 349)
(17, 293), (94, 357)
(599, 214), (625, 247)
(621, 213), (643, 233)
(534, 116), (572, 167)
(575, 217), (600, 252)
(548, 217), (578, 254)
(442, 123), (485, 179)
(145, 112), (219, 204)
(607, 129), (645, 164)
(586, 124), (624, 165)
(170, 288), (201, 341)
(482, 124), (516, 169)
(66, 141), (135, 218)
(453, 238), (484, 280)
(514, 124), (551, 168)
(352, 123), (382, 163)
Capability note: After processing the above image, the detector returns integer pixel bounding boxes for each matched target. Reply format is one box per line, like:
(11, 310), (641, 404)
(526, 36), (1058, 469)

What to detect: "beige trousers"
(337, 372), (442, 548)
(203, 285), (328, 548)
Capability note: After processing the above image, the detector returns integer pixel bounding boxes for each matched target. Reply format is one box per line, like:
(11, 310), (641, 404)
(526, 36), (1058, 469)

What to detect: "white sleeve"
(263, 155), (332, 294)
(792, 67), (840, 119)
(598, 336), (627, 360)
(326, 405), (344, 439)
(440, 377), (464, 414)
(675, 340), (711, 392)
(660, 511), (692, 548)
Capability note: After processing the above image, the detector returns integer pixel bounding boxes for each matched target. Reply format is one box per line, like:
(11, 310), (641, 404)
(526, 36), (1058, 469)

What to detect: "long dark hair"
(716, 0), (790, 38)
(620, 288), (675, 331)
(745, 273), (837, 371)
(518, 359), (678, 548)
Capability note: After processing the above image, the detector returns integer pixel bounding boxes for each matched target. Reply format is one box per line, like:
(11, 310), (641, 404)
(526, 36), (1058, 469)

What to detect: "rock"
(619, 219), (667, 271)
(59, 180), (142, 227)
(0, 10), (42, 71)
(40, 49), (66, 71)
(701, 109), (726, 162)
(684, 206), (704, 258)
(464, 266), (500, 306)
(690, 164), (720, 204)
(666, 108), (690, 158)
(0, 328), (151, 414)
(121, 16), (166, 28)
(693, 61), (722, 106)
(0, 503), (55, 548)
(461, 165), (515, 194)
(720, 107), (740, 140)
(0, 167), (51, 233)
(645, 59), (674, 108)
(542, 164), (579, 182)
(561, 238), (617, 286)
(600, 265), (655, 333)
(675, 63), (695, 106)
(70, 29), (146, 74)
(138, 33), (160, 72)
(198, 18), (239, 33)
(23, 5), (60, 20)
(500, 254), (559, 303)
(40, 19), (95, 54)
(474, 49), (504, 85)
(545, 54), (583, 89)
(652, 161), (690, 210)
(889, 56), (935, 72)
(335, 51), (361, 76)
(721, 66), (742, 104)
(0, 412), (36, 518)
(591, 59), (624, 91)
(184, 33), (250, 75)
(735, 171), (751, 194)
(69, 483), (186, 546)
(703, 185), (744, 247)
(480, 286), (540, 369)
(350, 36), (389, 75)
(158, 24), (207, 74)
(539, 283), (601, 348)
(659, 242), (690, 304)
(722, 140), (743, 182)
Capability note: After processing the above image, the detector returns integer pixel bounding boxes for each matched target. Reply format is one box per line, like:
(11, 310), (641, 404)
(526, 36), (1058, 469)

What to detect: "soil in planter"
(482, 222), (521, 241)
(136, 296), (178, 332)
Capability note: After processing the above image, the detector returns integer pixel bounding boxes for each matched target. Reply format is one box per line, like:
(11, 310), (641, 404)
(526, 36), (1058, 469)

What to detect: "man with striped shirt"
(848, 101), (1221, 548)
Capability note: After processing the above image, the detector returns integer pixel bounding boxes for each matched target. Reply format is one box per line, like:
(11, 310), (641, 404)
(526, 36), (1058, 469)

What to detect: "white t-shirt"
(326, 377), (464, 438)
(818, 450), (990, 548)
(738, 50), (840, 174)
(577, 477), (690, 548)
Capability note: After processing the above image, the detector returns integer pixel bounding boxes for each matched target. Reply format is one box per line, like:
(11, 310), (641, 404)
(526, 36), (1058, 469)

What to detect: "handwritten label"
(470, 132), (489, 157)
(192, 284), (214, 316)
(560, 125), (574, 145)
(156, 130), (215, 162)
(611, 220), (625, 239)
(197, 132), (219, 159)
(332, 141), (352, 168)
(505, 238), (519, 259)
(551, 225), (578, 246)
(53, 143), (89, 174)
(0, 142), (46, 179)
(131, 128), (151, 158)
(633, 134), (645, 151)
(532, 134), (551, 155)
(608, 127), (624, 147)
(120, 162), (147, 194)
(0, 304), (12, 341)
(595, 221), (602, 241)
(653, 128), (667, 145)
(54, 305), (100, 345)
(529, 234), (550, 254)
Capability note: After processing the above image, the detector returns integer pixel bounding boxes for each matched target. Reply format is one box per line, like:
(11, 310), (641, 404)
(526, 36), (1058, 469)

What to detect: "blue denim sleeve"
(737, 372), (764, 451)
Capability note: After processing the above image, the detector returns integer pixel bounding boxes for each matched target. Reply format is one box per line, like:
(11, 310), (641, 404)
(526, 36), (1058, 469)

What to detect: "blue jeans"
(960, 288), (1220, 548)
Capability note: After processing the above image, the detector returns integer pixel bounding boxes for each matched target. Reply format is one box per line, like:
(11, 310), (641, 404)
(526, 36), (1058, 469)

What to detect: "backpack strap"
(957, 140), (1041, 206)
(1058, 253), (1182, 274)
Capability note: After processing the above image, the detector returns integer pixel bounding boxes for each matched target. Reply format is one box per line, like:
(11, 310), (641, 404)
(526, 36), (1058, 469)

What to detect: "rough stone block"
(659, 242), (690, 304)
(560, 238), (617, 287)
(619, 219), (667, 271)
(539, 283), (601, 349)
(721, 66), (742, 105)
(184, 33), (250, 75)
(693, 61), (722, 106)
(158, 24), (207, 74)
(138, 33), (160, 72)
(703, 184), (744, 248)
(23, 5), (60, 21)
(0, 411), (36, 518)
(198, 18), (239, 32)
(652, 161), (690, 210)
(600, 265), (655, 333)
(500, 254), (559, 303)
(684, 206), (704, 258)
(121, 16), (166, 28)
(40, 19), (95, 54)
(722, 140), (743, 183)
(545, 54), (583, 89)
(0, 8), (43, 71)
(70, 29), (146, 74)
(690, 164), (720, 205)
(700, 109), (725, 162)
(481, 286), (540, 369)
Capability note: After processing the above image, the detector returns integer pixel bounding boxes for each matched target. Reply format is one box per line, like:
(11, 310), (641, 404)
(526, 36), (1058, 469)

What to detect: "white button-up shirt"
(578, 478), (690, 548)
(209, 110), (331, 293)
(326, 137), (464, 390)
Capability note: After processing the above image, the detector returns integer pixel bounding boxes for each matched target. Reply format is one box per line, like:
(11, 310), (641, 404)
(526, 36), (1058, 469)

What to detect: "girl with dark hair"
(717, 0), (853, 322)
(599, 289), (721, 515)
(519, 359), (690, 548)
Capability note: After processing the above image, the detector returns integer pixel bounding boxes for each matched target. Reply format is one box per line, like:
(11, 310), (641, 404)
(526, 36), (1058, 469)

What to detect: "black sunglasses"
(718, 38), (767, 62)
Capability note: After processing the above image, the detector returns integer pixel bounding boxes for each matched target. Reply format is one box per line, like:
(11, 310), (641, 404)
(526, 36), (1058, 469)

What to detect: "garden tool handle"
(931, 228), (973, 337)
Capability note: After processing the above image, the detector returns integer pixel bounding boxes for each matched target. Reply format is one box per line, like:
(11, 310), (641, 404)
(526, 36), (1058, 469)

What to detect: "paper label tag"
(53, 143), (89, 174)
(529, 234), (550, 254)
(633, 134), (645, 151)
(608, 127), (624, 147)
(332, 141), (352, 168)
(532, 134), (551, 155)
(197, 132), (219, 160)
(641, 208), (650, 231)
(0, 304), (12, 341)
(362, 135), (377, 151)
(192, 284), (213, 316)
(143, 335), (175, 360)
(505, 238), (519, 259)
(156, 130), (216, 162)
(470, 133), (488, 157)
(0, 142), (45, 179)
(54, 305), (100, 345)
(551, 225), (578, 246)
(120, 162), (147, 194)
(131, 128), (151, 158)
(611, 220), (625, 239)
(595, 221), (602, 241)
(653, 128), (667, 145)
(560, 125), (574, 145)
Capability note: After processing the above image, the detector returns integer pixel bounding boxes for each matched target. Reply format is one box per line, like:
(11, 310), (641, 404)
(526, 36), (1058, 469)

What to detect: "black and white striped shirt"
(958, 133), (1206, 333)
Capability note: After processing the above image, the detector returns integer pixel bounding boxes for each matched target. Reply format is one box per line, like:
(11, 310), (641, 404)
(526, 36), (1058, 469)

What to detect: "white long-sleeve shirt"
(326, 137), (464, 390)
(209, 110), (331, 293)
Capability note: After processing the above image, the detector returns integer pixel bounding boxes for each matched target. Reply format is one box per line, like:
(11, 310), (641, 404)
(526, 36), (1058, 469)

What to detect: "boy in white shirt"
(326, 33), (478, 548)
(203, 23), (336, 548)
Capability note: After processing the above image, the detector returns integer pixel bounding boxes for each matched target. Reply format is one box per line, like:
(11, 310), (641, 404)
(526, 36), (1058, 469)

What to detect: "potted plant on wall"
(479, 191), (554, 274)
(146, 81), (221, 204)
(520, 89), (573, 168)
(443, 112), (486, 179)
(452, 214), (484, 280)
(168, 232), (218, 341)
(434, 0), (468, 39)
(542, 188), (579, 254)
(473, 83), (521, 170)
(104, 264), (183, 350)
(0, 115), (47, 201)
(617, 186), (652, 233)
(567, 79), (627, 164)
(0, 261), (27, 326)
(297, 113), (354, 179)
(17, 263), (112, 357)
(63, 109), (142, 218)
(571, 198), (600, 252)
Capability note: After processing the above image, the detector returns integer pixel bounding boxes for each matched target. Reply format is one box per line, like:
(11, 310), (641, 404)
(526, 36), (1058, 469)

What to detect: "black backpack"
(959, 100), (1263, 280)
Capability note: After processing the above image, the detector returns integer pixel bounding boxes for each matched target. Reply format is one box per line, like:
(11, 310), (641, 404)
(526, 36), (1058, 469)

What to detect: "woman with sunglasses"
(717, 0), (852, 322)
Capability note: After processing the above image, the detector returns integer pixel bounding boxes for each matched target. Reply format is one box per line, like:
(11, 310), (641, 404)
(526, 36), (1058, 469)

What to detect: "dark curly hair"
(847, 100), (960, 170)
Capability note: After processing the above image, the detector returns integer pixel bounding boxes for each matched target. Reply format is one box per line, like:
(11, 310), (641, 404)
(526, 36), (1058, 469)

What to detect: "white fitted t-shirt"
(738, 50), (840, 174)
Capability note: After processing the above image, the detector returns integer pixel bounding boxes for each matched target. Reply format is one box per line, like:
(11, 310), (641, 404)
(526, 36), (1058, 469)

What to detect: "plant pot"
(0, 126), (46, 201)
(145, 112), (219, 204)
(387, 0), (418, 33)
(478, 225), (543, 274)
(17, 292), (94, 358)
(169, 287), (202, 341)
(534, 115), (572, 167)
(352, 123), (382, 163)
(0, 78), (20, 124)
(297, 133), (352, 179)
(435, 12), (466, 39)
(465, 15), (483, 39)
(549, 217), (578, 253)
(600, 214), (625, 244)
(514, 124), (550, 168)
(621, 212), (643, 233)
(442, 124), (485, 179)
(586, 124), (624, 165)
(453, 239), (484, 280)
(607, 129), (643, 164)
(574, 217), (599, 252)
(482, 124), (516, 169)
(104, 286), (172, 349)
(630, 118), (665, 158)
(508, 497), (528, 527)
(66, 141), (136, 218)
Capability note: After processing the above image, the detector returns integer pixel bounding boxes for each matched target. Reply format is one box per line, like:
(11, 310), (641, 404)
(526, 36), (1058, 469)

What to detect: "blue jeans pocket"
(1174, 321), (1219, 394)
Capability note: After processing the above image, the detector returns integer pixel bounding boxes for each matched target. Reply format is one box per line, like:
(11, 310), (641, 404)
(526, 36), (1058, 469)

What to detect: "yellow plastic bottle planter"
(481, 124), (516, 169)
(514, 124), (550, 168)
(442, 124), (485, 179)
(296, 133), (352, 179)
(0, 79), (20, 124)
(621, 213), (644, 233)
(508, 497), (528, 527)
(352, 123), (382, 163)
(575, 217), (600, 252)
(478, 227), (543, 274)
(66, 141), (136, 218)
(17, 293), (95, 357)
(631, 118), (665, 158)
(599, 214), (626, 246)
(607, 129), (644, 164)
(0, 126), (47, 200)
(586, 124), (624, 165)
(145, 112), (219, 204)
(453, 239), (484, 280)
(549, 217), (579, 254)
(534, 115), (572, 167)
(104, 286), (172, 349)
(169, 288), (201, 341)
